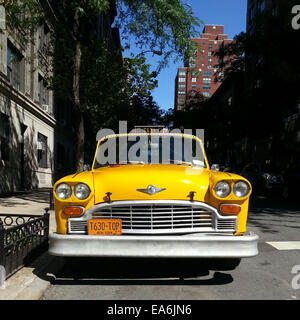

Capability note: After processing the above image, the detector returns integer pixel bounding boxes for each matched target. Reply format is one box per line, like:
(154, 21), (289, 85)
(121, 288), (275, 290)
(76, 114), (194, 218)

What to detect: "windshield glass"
(93, 135), (206, 169)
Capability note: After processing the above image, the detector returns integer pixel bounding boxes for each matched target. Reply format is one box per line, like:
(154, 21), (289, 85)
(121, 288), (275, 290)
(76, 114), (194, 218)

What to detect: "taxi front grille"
(97, 204), (214, 231)
(68, 201), (237, 235)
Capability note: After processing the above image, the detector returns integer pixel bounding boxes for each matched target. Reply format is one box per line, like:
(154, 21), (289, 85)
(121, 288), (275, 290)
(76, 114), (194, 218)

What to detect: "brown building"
(174, 25), (233, 111)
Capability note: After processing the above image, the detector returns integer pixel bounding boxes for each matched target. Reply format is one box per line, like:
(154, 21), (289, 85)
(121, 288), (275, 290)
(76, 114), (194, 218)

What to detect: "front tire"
(209, 258), (241, 271)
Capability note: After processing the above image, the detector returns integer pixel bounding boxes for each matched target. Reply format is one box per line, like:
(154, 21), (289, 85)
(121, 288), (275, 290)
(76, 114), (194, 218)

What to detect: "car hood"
(92, 164), (210, 203)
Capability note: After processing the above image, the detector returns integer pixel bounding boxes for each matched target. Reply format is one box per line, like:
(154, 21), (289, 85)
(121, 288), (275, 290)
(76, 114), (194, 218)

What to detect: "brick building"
(174, 25), (233, 111)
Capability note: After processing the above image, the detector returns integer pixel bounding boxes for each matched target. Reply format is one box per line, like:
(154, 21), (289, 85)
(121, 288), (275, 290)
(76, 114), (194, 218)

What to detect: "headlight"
(55, 183), (72, 200)
(233, 181), (250, 198)
(74, 183), (90, 200)
(214, 181), (231, 198)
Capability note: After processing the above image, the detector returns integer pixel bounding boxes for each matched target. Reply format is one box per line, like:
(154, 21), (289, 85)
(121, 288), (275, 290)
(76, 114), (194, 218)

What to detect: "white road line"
(266, 241), (300, 250)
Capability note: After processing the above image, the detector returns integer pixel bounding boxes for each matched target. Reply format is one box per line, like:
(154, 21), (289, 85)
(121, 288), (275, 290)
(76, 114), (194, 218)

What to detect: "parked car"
(283, 162), (300, 199)
(240, 162), (285, 196)
(49, 132), (258, 271)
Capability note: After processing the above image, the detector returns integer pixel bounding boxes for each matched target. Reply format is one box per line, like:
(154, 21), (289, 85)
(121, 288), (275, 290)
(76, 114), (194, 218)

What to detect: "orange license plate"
(88, 219), (122, 235)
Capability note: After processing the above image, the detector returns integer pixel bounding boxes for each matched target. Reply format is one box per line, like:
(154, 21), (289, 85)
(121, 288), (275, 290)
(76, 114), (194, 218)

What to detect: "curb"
(0, 248), (64, 300)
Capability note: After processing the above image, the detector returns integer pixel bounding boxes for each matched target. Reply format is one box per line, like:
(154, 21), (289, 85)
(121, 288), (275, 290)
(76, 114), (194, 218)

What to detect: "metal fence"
(0, 210), (49, 286)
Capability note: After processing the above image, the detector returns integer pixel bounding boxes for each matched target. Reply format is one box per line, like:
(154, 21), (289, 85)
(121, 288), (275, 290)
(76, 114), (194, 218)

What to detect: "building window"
(38, 23), (50, 52)
(191, 84), (197, 90)
(203, 71), (212, 76)
(203, 92), (211, 98)
(203, 77), (211, 83)
(208, 51), (212, 56)
(208, 44), (213, 50)
(203, 85), (211, 90)
(178, 77), (186, 82)
(191, 78), (197, 83)
(178, 84), (186, 89)
(178, 91), (186, 96)
(258, 0), (266, 12)
(7, 41), (24, 91)
(191, 70), (197, 77)
(249, 6), (255, 22)
(0, 113), (10, 161)
(178, 70), (186, 76)
(37, 132), (48, 168)
(189, 62), (196, 68)
(38, 74), (48, 107)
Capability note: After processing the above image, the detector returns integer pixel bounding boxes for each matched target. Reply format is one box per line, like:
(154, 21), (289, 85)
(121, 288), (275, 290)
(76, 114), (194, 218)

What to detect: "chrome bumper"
(48, 232), (259, 258)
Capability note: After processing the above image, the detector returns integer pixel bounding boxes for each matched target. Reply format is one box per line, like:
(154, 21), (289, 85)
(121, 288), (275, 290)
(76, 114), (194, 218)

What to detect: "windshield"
(93, 135), (207, 169)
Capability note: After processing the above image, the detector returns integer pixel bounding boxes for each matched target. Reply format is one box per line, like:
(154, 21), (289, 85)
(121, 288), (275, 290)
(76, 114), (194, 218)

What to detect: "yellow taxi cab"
(49, 131), (258, 270)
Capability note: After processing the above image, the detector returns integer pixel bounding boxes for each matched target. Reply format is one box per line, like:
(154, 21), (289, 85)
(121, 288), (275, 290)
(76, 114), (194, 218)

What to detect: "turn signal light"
(63, 206), (83, 216)
(220, 204), (241, 215)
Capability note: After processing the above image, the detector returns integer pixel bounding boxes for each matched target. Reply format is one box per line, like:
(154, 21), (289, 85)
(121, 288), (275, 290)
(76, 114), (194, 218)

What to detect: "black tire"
(209, 258), (241, 271)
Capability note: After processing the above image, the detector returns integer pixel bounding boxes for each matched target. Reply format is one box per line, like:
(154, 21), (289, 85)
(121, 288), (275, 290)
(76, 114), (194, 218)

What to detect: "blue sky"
(123, 0), (248, 111)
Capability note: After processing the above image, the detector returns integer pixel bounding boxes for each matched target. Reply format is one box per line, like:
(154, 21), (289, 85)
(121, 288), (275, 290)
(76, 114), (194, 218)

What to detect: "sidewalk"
(0, 188), (62, 300)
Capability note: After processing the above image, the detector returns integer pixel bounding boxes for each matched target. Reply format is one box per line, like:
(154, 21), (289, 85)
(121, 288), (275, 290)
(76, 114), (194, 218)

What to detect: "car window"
(94, 135), (207, 168)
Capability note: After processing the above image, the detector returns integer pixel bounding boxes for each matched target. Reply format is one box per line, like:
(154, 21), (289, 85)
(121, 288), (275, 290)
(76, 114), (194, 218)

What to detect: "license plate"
(88, 219), (122, 235)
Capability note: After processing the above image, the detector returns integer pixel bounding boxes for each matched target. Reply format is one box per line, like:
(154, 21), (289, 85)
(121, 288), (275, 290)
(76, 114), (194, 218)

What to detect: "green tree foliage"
(3, 0), (201, 171)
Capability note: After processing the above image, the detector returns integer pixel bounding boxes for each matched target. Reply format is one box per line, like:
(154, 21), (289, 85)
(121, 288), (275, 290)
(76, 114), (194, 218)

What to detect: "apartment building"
(0, 18), (77, 193)
(174, 25), (233, 111)
(0, 2), (121, 194)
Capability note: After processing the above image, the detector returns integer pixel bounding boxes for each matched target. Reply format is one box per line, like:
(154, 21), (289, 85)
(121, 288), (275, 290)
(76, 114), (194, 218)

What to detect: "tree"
(3, 0), (201, 172)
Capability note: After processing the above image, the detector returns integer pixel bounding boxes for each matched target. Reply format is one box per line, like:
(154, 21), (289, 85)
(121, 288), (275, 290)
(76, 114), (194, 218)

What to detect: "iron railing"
(0, 209), (49, 286)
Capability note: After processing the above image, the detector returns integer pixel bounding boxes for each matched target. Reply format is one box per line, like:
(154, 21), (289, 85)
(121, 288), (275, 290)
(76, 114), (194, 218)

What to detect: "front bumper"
(48, 232), (259, 258)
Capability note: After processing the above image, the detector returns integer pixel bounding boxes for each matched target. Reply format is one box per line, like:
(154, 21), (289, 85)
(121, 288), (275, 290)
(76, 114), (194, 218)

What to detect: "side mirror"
(211, 164), (220, 171)
(83, 164), (91, 171)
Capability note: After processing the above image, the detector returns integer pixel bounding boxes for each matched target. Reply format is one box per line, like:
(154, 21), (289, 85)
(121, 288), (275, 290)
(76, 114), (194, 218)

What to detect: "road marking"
(266, 241), (300, 250)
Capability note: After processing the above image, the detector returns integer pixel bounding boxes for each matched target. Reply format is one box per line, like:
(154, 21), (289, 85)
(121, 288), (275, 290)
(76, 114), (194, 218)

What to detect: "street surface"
(41, 195), (300, 300)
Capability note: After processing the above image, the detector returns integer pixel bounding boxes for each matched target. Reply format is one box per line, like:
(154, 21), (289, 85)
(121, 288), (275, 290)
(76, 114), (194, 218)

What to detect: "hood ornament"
(137, 185), (166, 195)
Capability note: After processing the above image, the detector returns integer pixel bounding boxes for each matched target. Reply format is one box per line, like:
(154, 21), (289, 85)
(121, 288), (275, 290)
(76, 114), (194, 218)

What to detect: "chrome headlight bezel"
(55, 183), (72, 200)
(214, 180), (231, 198)
(233, 180), (250, 198)
(74, 183), (91, 200)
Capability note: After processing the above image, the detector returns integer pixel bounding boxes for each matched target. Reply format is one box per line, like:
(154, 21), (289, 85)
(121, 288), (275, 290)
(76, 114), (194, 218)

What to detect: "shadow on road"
(248, 195), (300, 234)
(0, 188), (51, 204)
(41, 257), (234, 286)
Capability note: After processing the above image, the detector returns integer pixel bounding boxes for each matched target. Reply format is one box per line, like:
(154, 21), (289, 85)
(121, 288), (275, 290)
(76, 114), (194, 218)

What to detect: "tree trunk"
(73, 8), (84, 172)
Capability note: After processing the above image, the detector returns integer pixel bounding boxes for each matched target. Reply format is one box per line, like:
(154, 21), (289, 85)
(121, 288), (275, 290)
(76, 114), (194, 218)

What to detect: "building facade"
(174, 25), (233, 111)
(0, 19), (76, 194)
(0, 2), (121, 194)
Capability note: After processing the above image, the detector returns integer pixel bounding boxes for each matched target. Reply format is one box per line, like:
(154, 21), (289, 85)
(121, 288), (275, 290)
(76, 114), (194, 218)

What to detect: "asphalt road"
(41, 195), (300, 300)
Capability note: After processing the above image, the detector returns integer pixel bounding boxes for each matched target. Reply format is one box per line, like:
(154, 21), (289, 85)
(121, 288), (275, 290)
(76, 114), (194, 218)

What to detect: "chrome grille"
(217, 219), (236, 230)
(94, 204), (213, 230)
(68, 201), (237, 235)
